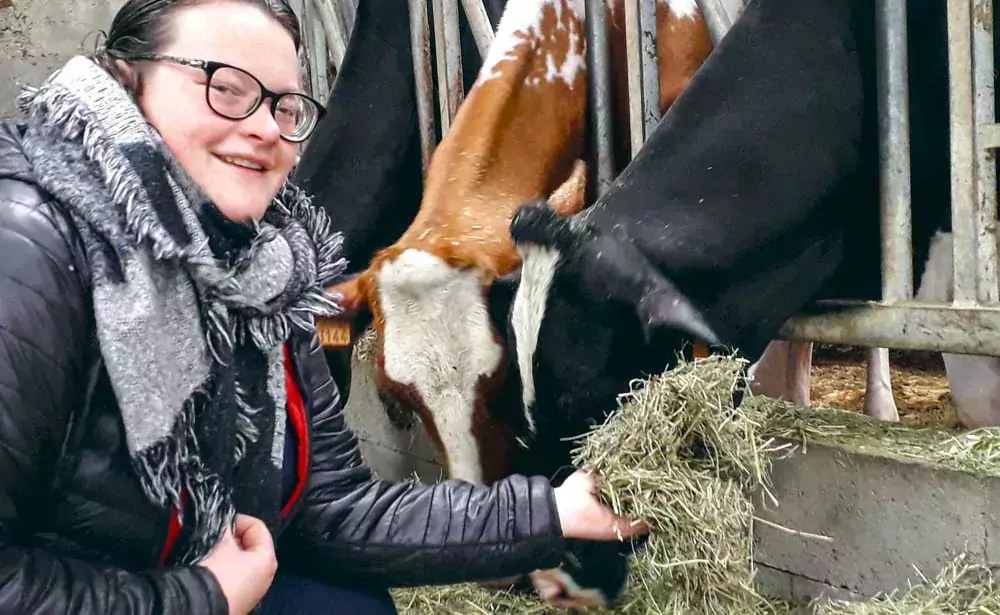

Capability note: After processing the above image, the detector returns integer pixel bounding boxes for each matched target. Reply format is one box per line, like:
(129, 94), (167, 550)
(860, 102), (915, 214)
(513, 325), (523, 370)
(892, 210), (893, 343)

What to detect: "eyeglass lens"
(207, 66), (319, 140)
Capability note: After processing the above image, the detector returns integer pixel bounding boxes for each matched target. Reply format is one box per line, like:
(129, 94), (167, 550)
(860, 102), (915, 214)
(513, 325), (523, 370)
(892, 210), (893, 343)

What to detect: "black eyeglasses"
(123, 53), (326, 143)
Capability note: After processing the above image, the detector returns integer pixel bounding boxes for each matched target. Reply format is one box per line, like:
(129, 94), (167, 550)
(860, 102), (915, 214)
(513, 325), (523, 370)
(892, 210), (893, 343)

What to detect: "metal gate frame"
(780, 0), (1000, 357)
(403, 0), (1000, 357)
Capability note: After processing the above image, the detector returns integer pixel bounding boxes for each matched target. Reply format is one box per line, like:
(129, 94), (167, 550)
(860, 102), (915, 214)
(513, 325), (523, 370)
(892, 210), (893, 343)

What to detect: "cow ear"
(510, 200), (590, 254)
(546, 159), (587, 217)
(317, 274), (372, 349)
(635, 276), (721, 348)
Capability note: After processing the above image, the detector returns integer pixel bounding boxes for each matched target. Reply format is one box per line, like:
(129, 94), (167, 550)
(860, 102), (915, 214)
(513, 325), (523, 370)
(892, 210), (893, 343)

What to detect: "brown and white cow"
(320, 0), (713, 487)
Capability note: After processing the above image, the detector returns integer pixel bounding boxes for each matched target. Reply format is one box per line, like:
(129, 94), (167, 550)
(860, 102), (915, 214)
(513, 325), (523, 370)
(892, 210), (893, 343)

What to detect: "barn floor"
(809, 344), (959, 430)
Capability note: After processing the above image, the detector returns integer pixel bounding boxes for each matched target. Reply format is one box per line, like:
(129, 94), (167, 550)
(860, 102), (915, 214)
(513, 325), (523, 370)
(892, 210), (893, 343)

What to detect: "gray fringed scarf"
(16, 56), (347, 565)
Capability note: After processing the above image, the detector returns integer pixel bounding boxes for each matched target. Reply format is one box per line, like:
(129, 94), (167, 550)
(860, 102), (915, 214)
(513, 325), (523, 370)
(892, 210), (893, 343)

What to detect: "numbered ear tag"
(317, 319), (352, 348)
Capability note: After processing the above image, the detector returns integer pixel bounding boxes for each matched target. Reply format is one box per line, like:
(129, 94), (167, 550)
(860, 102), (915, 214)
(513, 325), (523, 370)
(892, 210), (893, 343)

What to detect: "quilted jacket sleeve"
(0, 177), (228, 614)
(278, 335), (567, 588)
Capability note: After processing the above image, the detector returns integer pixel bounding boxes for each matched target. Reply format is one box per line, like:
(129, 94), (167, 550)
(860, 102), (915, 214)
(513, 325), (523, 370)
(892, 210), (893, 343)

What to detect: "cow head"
(504, 201), (720, 453)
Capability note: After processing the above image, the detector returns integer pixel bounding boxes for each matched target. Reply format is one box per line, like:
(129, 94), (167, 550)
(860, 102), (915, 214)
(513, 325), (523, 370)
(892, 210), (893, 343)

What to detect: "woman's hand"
(198, 514), (278, 615)
(552, 469), (648, 541)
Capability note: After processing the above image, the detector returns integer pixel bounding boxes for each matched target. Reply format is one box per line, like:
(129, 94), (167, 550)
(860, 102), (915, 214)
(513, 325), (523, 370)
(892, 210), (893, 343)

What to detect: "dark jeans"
(259, 572), (398, 615)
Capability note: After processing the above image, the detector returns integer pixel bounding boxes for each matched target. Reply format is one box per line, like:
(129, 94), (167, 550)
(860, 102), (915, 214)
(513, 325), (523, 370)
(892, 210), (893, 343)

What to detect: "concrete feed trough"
(340, 332), (1000, 609)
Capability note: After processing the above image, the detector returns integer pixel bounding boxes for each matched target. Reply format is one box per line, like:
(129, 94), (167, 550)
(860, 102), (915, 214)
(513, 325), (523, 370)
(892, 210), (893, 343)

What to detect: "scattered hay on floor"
(813, 554), (1000, 615)
(391, 581), (553, 614)
(809, 360), (958, 430)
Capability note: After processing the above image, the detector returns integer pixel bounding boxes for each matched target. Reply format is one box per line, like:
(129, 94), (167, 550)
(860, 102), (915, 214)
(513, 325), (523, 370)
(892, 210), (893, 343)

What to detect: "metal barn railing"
(779, 0), (1000, 357)
(399, 0), (1000, 357)
(288, 0), (356, 103)
(405, 0), (742, 187)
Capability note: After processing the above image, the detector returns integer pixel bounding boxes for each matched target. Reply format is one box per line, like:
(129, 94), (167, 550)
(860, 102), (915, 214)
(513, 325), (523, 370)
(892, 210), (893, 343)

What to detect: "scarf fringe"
(19, 81), (202, 265)
(274, 183), (349, 288)
(130, 384), (234, 565)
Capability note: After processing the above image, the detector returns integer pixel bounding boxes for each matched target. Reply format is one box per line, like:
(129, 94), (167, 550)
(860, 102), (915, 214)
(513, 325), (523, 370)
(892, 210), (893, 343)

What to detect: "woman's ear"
(112, 59), (141, 96)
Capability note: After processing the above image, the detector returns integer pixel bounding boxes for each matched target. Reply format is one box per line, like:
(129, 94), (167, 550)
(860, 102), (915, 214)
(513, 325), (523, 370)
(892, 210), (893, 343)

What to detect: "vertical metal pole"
(307, 0), (330, 100)
(875, 0), (913, 303)
(694, 0), (745, 47)
(625, 0), (645, 157)
(639, 0), (660, 140)
(973, 0), (999, 304)
(459, 0), (495, 57)
(443, 0), (464, 127)
(625, 0), (660, 157)
(586, 0), (614, 195)
(947, 0), (979, 305)
(432, 0), (463, 136)
(310, 0), (346, 78)
(409, 0), (437, 173)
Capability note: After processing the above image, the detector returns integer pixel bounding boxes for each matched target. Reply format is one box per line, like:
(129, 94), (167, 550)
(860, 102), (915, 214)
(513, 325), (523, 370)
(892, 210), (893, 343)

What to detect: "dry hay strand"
(813, 554), (1000, 614)
(390, 354), (1000, 614)
(353, 326), (378, 363)
(757, 400), (1000, 478)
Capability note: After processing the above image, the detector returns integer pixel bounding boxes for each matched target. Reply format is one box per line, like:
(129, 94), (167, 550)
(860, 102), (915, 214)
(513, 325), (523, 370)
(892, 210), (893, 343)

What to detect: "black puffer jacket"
(0, 119), (565, 614)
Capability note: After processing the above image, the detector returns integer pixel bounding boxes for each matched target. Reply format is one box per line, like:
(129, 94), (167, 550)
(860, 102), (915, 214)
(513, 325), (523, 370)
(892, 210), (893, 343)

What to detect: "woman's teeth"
(220, 155), (264, 171)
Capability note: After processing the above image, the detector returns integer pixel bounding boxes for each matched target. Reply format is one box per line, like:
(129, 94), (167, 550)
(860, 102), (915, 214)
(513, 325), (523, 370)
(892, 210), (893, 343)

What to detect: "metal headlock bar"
(398, 0), (1000, 356)
(780, 0), (1000, 356)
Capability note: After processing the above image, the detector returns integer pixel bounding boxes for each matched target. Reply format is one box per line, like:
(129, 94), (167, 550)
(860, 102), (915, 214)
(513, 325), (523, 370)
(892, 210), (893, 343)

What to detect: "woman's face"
(136, 1), (301, 223)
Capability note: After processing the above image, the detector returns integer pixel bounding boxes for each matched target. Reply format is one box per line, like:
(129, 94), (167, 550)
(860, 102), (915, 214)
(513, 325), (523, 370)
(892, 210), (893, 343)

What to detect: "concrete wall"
(341, 347), (444, 483)
(754, 441), (1000, 605)
(0, 0), (126, 119)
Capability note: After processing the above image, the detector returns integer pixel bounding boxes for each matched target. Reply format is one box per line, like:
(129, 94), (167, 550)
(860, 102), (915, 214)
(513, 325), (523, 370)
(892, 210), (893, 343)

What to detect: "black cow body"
(500, 1), (974, 601)
(506, 0), (873, 470)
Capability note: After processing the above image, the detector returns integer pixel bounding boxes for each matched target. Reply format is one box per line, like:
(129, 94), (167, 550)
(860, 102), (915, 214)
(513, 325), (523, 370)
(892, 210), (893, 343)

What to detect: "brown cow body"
(348, 0), (594, 485)
(332, 0), (711, 489)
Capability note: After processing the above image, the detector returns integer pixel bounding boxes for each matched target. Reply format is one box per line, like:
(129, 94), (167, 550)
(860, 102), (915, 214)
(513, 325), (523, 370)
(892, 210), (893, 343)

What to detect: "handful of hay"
(568, 354), (781, 614)
(390, 353), (1000, 614)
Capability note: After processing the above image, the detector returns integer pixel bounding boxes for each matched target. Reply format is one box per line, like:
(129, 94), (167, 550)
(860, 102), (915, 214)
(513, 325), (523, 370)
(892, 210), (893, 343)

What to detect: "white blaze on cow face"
(478, 0), (586, 88)
(510, 243), (562, 431)
(376, 249), (503, 484)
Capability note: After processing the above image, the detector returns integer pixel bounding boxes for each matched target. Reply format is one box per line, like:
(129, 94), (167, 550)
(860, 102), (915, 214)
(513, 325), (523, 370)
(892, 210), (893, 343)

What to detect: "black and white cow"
(500, 0), (878, 472)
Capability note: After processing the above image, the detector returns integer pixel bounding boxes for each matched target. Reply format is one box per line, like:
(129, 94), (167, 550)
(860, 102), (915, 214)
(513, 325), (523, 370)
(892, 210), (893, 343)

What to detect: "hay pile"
(760, 401), (1000, 478)
(814, 554), (1000, 614)
(389, 354), (1000, 614)
(568, 354), (781, 614)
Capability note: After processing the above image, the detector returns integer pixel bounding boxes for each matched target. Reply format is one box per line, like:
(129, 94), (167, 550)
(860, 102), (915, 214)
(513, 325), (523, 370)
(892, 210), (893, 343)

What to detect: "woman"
(0, 0), (645, 613)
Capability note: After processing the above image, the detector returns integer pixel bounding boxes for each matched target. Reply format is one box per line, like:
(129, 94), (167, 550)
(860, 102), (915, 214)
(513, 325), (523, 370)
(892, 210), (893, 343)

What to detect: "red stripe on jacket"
(158, 343), (311, 564)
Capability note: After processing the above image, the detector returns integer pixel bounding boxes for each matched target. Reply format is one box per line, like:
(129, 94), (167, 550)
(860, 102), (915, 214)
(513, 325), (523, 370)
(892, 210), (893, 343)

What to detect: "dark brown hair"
(94, 0), (301, 91)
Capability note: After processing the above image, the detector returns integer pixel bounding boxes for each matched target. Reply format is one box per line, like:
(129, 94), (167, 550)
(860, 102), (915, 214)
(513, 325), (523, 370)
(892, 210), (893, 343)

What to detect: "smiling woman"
(102, 0), (313, 222)
(0, 1), (645, 614)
